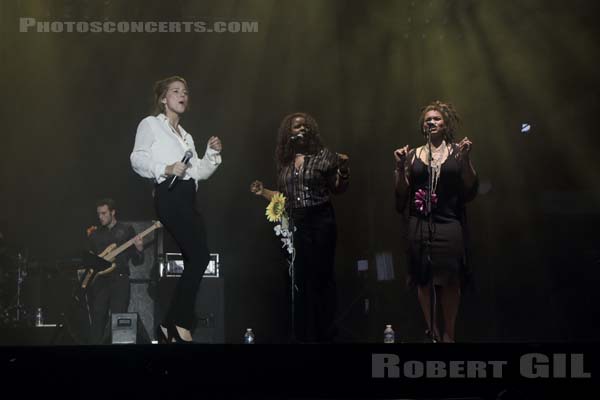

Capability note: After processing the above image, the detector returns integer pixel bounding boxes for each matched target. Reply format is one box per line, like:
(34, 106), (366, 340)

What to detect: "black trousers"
(89, 273), (130, 344)
(291, 202), (338, 343)
(155, 179), (210, 330)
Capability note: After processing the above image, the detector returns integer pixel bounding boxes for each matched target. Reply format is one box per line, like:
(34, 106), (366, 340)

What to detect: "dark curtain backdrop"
(1, 0), (599, 342)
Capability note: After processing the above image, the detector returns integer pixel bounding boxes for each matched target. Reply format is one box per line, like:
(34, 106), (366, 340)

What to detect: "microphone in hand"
(168, 150), (193, 190)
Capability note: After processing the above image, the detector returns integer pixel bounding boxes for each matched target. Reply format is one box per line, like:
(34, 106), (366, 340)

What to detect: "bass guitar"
(80, 221), (162, 289)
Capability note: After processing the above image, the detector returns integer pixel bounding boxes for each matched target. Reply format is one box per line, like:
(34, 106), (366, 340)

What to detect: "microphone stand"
(288, 207), (297, 343)
(2, 251), (28, 326)
(288, 138), (304, 343)
(425, 126), (438, 343)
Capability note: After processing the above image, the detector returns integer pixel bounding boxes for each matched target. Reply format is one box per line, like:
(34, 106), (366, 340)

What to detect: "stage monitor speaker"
(156, 277), (224, 343)
(111, 312), (151, 344)
(123, 220), (160, 343)
(128, 281), (154, 341)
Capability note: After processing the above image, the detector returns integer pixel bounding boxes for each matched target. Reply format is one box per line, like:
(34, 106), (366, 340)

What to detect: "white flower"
(281, 237), (294, 254)
(270, 213), (295, 257)
(281, 216), (289, 232)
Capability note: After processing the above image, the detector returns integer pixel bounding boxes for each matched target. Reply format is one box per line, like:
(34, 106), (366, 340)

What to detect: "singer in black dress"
(394, 101), (478, 343)
(250, 112), (350, 343)
(130, 76), (222, 343)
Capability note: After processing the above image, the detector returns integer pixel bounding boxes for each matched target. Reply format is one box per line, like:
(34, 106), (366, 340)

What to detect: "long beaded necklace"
(422, 141), (448, 194)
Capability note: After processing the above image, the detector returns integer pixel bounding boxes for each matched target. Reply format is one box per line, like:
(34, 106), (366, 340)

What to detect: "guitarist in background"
(87, 198), (144, 344)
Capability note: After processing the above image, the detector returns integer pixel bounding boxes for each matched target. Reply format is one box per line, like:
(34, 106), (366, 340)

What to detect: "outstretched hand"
(457, 137), (473, 160)
(337, 153), (350, 172)
(250, 180), (264, 196)
(394, 145), (410, 168)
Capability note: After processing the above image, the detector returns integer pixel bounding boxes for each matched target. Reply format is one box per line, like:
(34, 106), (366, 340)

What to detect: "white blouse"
(130, 113), (221, 186)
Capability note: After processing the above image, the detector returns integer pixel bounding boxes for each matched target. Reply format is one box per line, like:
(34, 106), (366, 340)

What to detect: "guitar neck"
(106, 222), (160, 260)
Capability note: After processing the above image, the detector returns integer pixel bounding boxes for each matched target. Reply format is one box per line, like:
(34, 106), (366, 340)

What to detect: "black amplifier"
(158, 253), (220, 278)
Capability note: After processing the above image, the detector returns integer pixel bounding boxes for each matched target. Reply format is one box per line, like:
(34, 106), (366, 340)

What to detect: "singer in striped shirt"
(250, 112), (350, 343)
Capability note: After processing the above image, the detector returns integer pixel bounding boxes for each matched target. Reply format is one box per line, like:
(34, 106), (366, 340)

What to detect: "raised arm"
(331, 153), (350, 194)
(250, 180), (279, 202)
(456, 137), (478, 202)
(127, 225), (145, 267)
(393, 145), (412, 213)
(187, 136), (223, 181)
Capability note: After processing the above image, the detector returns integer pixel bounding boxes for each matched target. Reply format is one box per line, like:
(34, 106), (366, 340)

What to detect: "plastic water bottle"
(383, 324), (395, 343)
(35, 307), (43, 327)
(243, 328), (255, 344)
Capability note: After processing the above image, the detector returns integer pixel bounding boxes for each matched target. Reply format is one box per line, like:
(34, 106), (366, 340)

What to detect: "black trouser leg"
(311, 217), (337, 342)
(292, 203), (337, 343)
(90, 274), (130, 344)
(89, 279), (110, 344)
(155, 180), (210, 330)
(293, 227), (311, 342)
(109, 274), (130, 314)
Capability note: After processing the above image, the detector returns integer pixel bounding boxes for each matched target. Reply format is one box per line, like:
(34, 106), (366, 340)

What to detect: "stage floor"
(0, 341), (597, 398)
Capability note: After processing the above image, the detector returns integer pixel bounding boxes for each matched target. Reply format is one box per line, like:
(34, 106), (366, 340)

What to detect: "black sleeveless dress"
(406, 145), (477, 287)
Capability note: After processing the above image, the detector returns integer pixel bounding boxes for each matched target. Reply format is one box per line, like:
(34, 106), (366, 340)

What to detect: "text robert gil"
(372, 353), (591, 379)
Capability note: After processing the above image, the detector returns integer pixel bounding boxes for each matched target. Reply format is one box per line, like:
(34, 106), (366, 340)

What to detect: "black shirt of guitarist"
(88, 222), (144, 276)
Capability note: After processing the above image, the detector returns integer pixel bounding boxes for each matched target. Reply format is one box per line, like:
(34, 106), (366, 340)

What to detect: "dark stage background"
(1, 0), (599, 343)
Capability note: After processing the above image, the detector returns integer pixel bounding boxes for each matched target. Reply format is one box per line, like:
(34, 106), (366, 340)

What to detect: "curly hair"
(152, 76), (188, 115)
(418, 100), (461, 143)
(275, 112), (324, 171)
